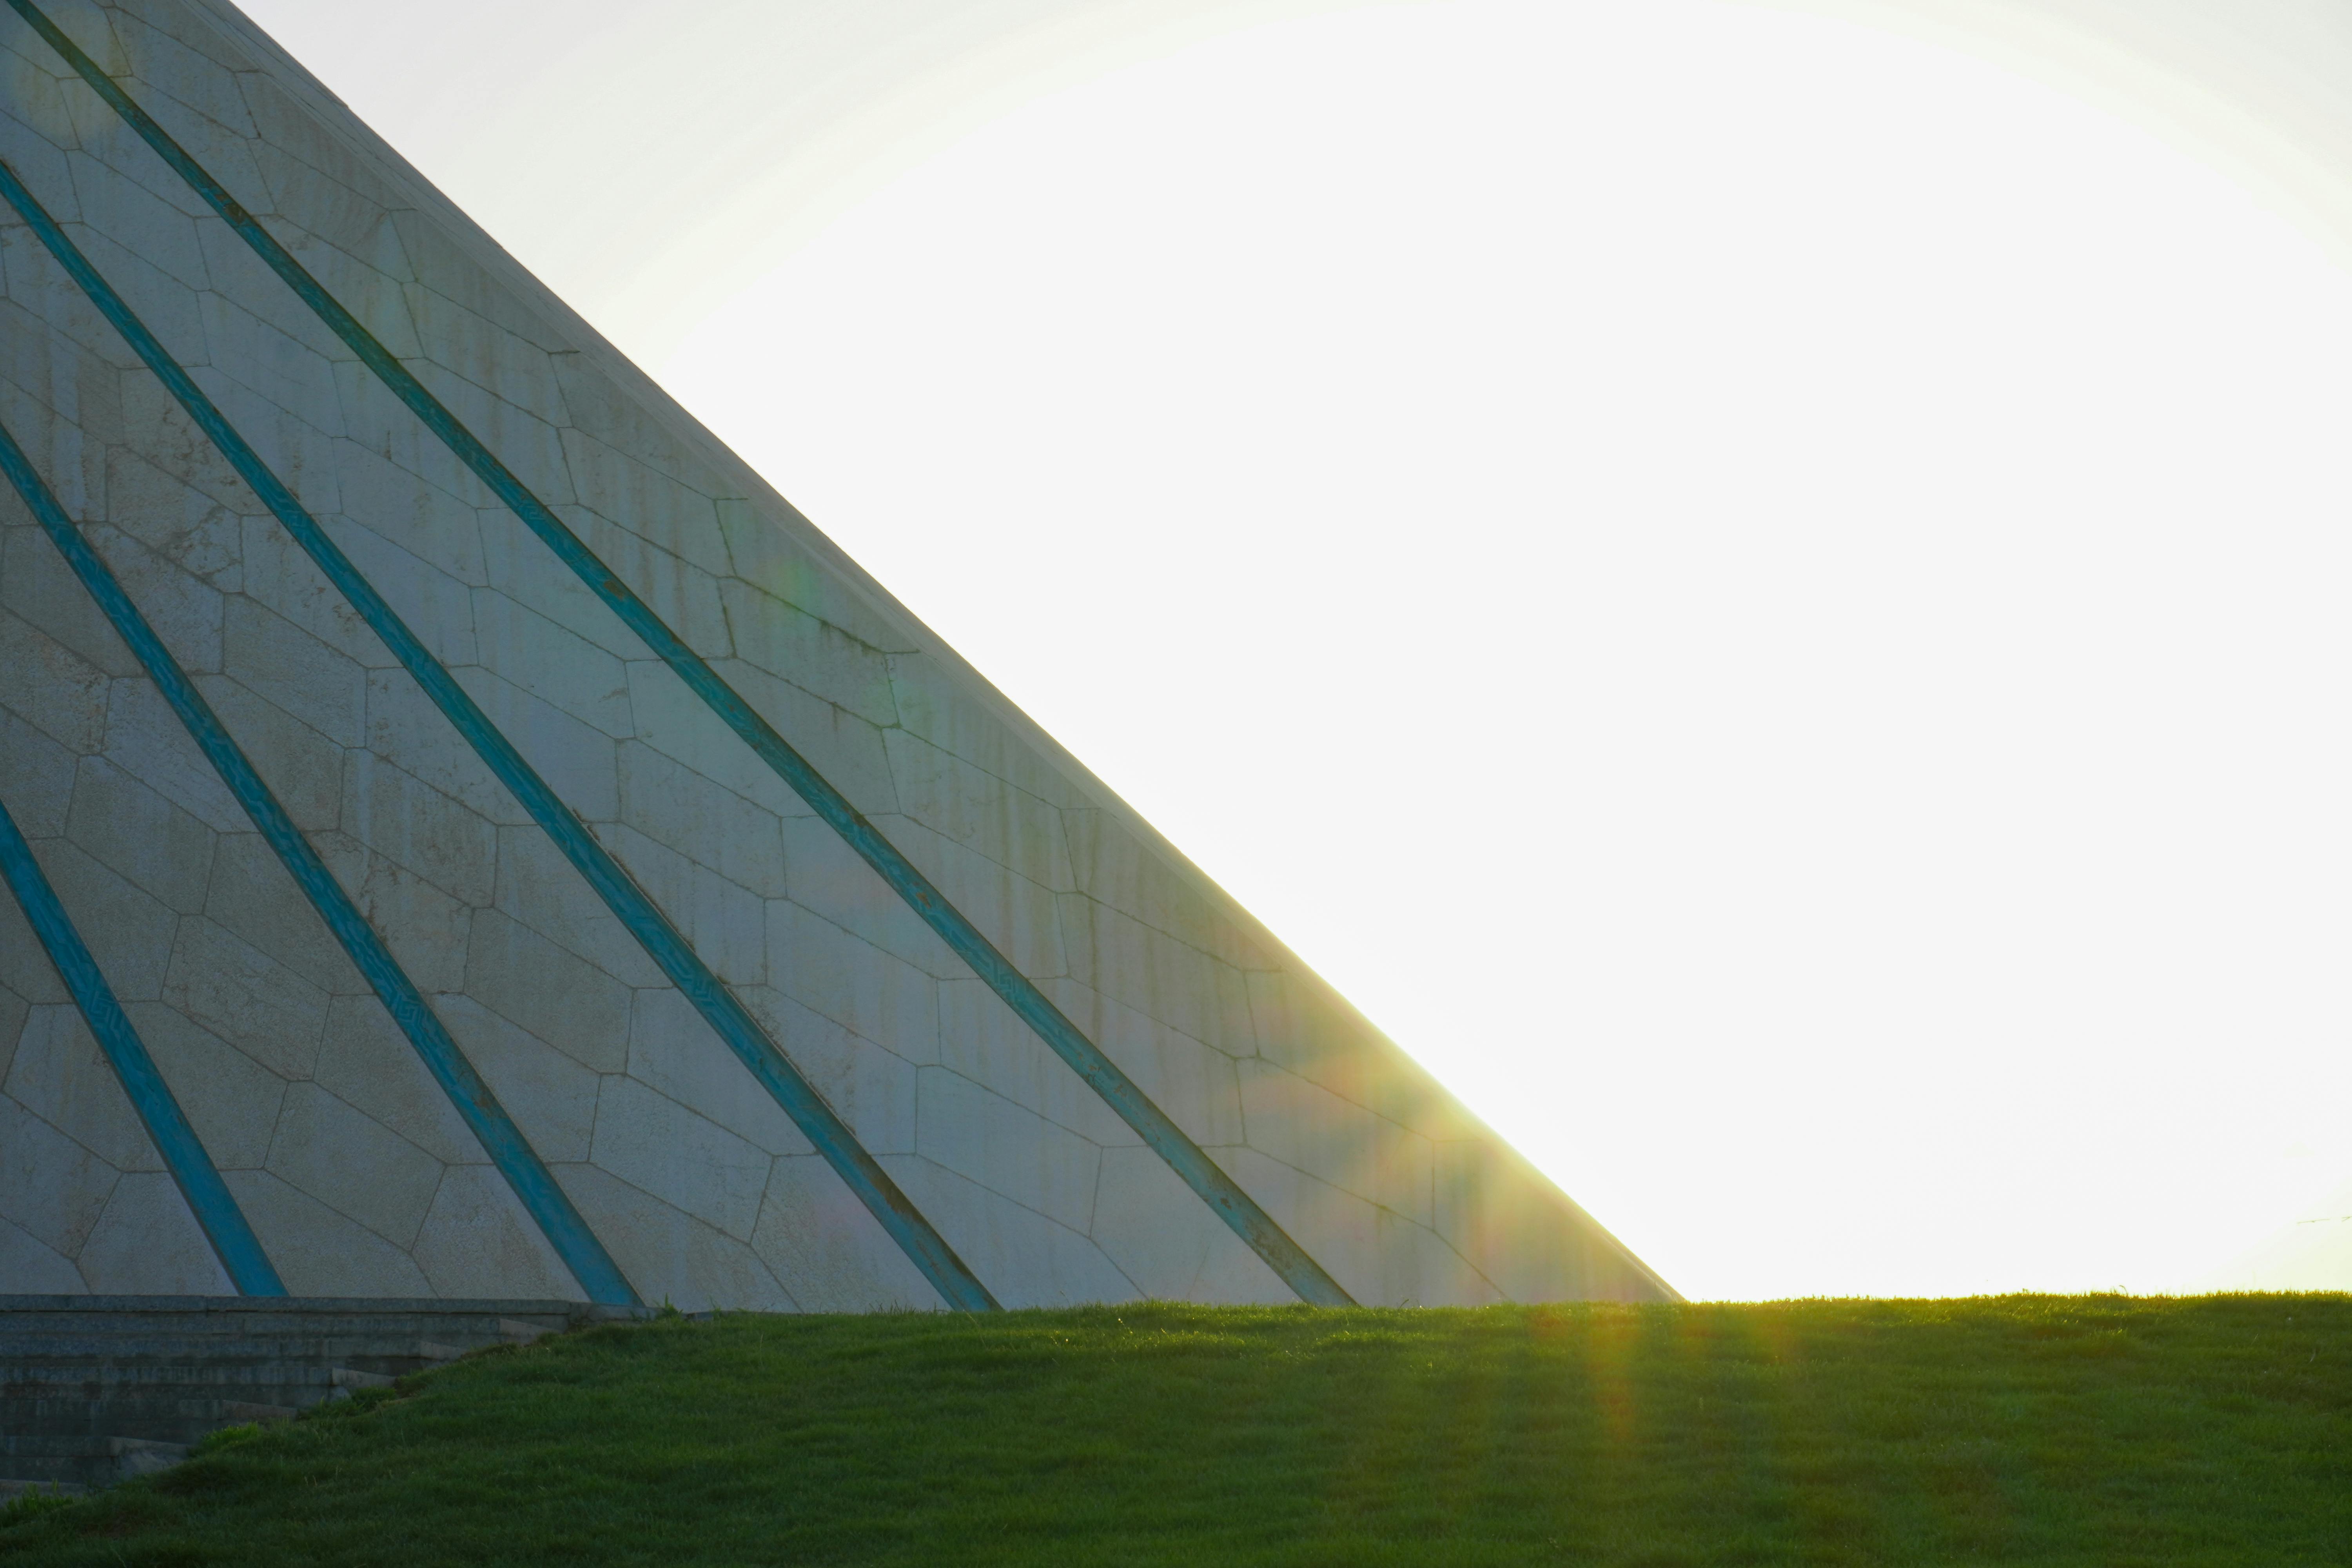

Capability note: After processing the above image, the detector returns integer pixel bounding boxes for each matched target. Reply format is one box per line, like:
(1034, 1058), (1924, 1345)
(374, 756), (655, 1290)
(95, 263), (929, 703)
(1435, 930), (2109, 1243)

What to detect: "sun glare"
(244, 0), (2352, 1302)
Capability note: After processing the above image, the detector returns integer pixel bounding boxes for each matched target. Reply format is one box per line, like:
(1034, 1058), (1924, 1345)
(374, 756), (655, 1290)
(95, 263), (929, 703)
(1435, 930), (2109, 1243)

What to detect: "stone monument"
(0, 0), (1673, 1311)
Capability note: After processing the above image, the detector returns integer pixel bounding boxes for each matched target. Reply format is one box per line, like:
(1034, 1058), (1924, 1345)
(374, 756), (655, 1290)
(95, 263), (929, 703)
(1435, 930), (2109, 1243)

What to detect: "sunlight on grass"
(3, 1297), (2346, 1565)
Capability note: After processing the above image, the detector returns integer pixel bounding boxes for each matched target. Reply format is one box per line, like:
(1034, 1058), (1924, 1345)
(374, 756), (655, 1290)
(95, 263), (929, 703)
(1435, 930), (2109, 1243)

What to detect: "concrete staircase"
(0, 1296), (646, 1495)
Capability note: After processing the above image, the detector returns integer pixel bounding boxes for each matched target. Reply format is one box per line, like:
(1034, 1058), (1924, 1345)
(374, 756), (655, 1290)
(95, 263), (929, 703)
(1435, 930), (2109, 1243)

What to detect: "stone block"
(603, 823), (764, 986)
(202, 829), (359, 994)
(0, 604), (109, 753)
(66, 754), (213, 913)
(626, 988), (811, 1157)
(402, 284), (564, 427)
(1212, 1147), (1502, 1309)
(713, 657), (901, 817)
(221, 594), (365, 745)
(390, 348), (560, 501)
(162, 914), (328, 1078)
(4, 1003), (160, 1171)
(1234, 1058), (1435, 1226)
(476, 501), (655, 664)
(188, 672), (343, 830)
(765, 900), (937, 1060)
(1057, 895), (1255, 1058)
(3, 522), (138, 676)
(236, 511), (396, 669)
(0, 888), (69, 1007)
(232, 61), (390, 190)
(552, 1161), (793, 1313)
(434, 993), (599, 1162)
(0, 1093), (116, 1257)
(719, 577), (895, 726)
(34, 834), (177, 1002)
(620, 657), (812, 821)
(73, 1169), (231, 1292)
(323, 511), (482, 667)
(577, 509), (729, 659)
(1433, 1140), (1666, 1305)
(125, 1000), (281, 1168)
(0, 985), (25, 1083)
(198, 290), (345, 432)
(363, 666), (526, 826)
(1062, 808), (1270, 971)
(616, 739), (786, 898)
(264, 1081), (446, 1250)
(752, 1154), (941, 1312)
(552, 358), (704, 492)
(64, 142), (207, 287)
(465, 589), (634, 738)
(886, 652), (1087, 808)
(388, 213), (573, 355)
(0, 1212), (82, 1292)
(884, 727), (1072, 890)
(588, 1075), (771, 1242)
(915, 1068), (1102, 1234)
(113, 7), (256, 136)
(101, 444), (243, 584)
(491, 826), (662, 987)
(778, 815), (956, 977)
(100, 674), (244, 831)
(316, 832), (471, 994)
(876, 1155), (1134, 1309)
(341, 750), (496, 907)
(1089, 1147), (1292, 1305)
(1242, 969), (1481, 1142)
(221, 1168), (433, 1296)
(711, 503), (911, 650)
(330, 438), (488, 587)
(445, 663), (620, 822)
(556, 427), (728, 577)
(0, 706), (78, 838)
(410, 1162), (584, 1301)
(315, 994), (484, 1167)
(1041, 977), (1247, 1149)
(871, 812), (1067, 980)
(935, 978), (1136, 1149)
(461, 909), (632, 1073)
(735, 985), (916, 1154)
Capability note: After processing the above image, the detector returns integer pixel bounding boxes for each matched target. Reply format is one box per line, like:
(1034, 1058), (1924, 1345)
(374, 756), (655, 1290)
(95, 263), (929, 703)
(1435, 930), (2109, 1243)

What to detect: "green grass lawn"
(3, 1294), (2348, 1566)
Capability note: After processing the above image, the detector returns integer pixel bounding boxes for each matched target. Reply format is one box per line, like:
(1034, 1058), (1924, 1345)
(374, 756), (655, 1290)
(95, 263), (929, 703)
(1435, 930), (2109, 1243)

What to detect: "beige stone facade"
(0, 0), (1673, 1309)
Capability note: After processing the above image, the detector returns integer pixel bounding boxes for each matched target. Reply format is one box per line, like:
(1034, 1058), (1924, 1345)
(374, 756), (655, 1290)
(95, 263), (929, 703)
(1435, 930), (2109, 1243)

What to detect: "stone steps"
(0, 1396), (298, 1443)
(0, 1296), (644, 1494)
(0, 1436), (187, 1491)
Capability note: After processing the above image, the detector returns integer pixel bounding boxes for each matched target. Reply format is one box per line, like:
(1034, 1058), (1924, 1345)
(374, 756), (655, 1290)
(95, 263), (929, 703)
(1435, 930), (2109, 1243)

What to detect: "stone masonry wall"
(0, 0), (1672, 1308)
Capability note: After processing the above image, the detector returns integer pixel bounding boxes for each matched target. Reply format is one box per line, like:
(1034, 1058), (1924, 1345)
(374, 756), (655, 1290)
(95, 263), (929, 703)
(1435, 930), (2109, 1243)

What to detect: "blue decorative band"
(0, 147), (993, 1313)
(2, 0), (1353, 1307)
(0, 788), (285, 1296)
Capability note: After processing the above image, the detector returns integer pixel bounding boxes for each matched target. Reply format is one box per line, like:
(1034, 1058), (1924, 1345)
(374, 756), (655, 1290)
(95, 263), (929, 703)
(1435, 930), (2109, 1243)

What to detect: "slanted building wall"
(0, 0), (1672, 1309)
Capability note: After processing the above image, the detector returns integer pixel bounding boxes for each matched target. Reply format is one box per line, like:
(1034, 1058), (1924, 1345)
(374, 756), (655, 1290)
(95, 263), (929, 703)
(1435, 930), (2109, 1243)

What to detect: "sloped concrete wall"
(0, 0), (1671, 1307)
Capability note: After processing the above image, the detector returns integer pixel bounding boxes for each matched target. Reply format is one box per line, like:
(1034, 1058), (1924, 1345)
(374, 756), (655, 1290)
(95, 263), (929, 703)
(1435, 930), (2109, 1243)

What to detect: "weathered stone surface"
(0, 0), (1671, 1309)
(74, 1170), (232, 1292)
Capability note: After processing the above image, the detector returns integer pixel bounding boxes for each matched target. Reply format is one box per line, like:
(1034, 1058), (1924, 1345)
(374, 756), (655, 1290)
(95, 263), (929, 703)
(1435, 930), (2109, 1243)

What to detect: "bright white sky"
(238, 0), (2352, 1302)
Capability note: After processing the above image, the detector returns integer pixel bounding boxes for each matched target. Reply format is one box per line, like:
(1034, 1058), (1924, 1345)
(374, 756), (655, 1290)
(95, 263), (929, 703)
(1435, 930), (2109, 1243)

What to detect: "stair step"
(0, 1297), (649, 1494)
(0, 1312), (572, 1340)
(0, 1436), (188, 1489)
(0, 1397), (298, 1442)
(0, 1477), (87, 1499)
(0, 1334), (484, 1361)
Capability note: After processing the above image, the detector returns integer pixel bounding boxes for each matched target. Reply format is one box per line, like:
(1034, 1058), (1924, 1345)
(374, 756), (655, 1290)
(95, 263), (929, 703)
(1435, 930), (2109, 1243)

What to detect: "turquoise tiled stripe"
(0, 151), (996, 1314)
(0, 788), (285, 1296)
(5, 0), (1356, 1307)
